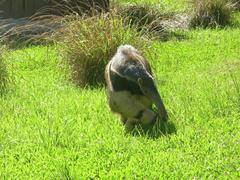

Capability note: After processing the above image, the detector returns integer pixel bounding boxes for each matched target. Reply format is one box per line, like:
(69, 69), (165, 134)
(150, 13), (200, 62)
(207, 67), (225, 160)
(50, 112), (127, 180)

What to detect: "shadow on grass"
(129, 120), (177, 139)
(1, 37), (54, 50)
(159, 31), (189, 42)
(228, 21), (240, 29)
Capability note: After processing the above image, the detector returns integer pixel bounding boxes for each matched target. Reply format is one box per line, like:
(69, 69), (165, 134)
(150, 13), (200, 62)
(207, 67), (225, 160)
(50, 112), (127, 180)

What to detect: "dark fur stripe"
(109, 66), (143, 95)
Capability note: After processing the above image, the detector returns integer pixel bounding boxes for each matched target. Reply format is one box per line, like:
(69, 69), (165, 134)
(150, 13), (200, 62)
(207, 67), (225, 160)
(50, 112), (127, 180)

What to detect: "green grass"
(1, 20), (240, 178)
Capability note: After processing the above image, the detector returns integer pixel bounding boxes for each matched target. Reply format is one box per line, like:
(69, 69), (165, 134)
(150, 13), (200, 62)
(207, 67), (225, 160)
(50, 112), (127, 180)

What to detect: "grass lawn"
(0, 2), (240, 179)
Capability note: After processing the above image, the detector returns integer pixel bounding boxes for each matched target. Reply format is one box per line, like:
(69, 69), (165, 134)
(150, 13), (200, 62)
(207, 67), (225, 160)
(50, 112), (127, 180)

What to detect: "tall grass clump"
(116, 3), (169, 38)
(190, 0), (234, 28)
(57, 13), (150, 87)
(0, 46), (8, 94)
(232, 0), (240, 9)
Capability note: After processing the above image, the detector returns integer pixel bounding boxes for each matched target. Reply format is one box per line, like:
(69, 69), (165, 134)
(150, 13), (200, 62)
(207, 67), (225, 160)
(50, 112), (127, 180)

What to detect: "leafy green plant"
(57, 13), (150, 87)
(189, 0), (234, 28)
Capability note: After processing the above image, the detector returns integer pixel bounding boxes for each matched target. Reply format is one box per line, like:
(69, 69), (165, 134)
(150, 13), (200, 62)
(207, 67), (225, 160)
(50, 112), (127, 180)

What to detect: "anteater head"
(138, 77), (168, 122)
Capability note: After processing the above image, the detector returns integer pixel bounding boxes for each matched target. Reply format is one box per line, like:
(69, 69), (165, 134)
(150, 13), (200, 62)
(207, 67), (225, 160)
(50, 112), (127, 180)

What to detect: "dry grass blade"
(0, 15), (63, 48)
(0, 0), (110, 48)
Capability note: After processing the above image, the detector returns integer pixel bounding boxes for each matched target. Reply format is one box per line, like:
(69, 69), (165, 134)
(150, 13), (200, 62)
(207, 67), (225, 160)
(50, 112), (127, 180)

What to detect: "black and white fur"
(105, 45), (168, 131)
